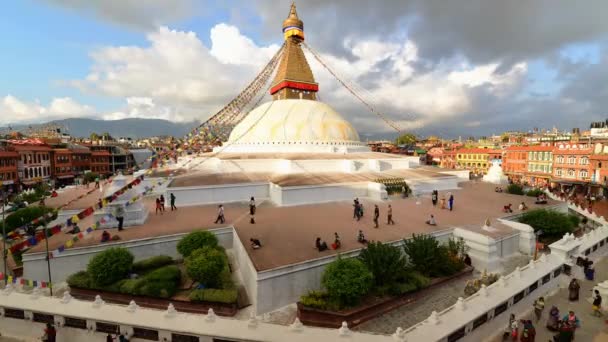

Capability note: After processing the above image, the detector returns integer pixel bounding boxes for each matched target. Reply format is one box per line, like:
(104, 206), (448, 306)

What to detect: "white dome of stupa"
(222, 99), (368, 153)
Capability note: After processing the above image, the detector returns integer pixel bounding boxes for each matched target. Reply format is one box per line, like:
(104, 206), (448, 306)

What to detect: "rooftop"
(28, 181), (558, 271)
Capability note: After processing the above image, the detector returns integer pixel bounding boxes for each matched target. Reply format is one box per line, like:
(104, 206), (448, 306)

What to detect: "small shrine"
(94, 173), (148, 229)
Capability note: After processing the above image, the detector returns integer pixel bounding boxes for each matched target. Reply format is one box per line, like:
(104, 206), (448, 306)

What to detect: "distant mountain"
(2, 118), (199, 139)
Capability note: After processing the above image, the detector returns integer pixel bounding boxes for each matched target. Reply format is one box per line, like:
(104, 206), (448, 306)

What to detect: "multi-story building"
(524, 146), (553, 187)
(51, 148), (74, 186)
(551, 143), (592, 188)
(454, 148), (501, 174)
(439, 149), (457, 169)
(89, 146), (112, 176)
(503, 146), (528, 183)
(69, 144), (91, 181)
(110, 146), (135, 174)
(0, 141), (19, 193)
(10, 140), (52, 188)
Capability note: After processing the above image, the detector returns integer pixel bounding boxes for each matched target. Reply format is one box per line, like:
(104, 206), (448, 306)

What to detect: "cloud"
(0, 95), (95, 126)
(42, 0), (197, 30)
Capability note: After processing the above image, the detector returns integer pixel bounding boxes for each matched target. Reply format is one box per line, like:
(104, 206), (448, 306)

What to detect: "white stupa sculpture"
(482, 160), (509, 185)
(94, 173), (148, 229)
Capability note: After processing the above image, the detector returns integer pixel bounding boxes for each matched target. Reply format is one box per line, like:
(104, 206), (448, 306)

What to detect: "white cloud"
(0, 95), (94, 126)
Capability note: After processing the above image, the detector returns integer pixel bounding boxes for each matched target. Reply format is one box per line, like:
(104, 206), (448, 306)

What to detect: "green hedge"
(177, 231), (219, 257)
(189, 288), (238, 304)
(321, 258), (373, 308)
(3, 206), (57, 233)
(185, 246), (226, 288)
(67, 271), (91, 288)
(87, 248), (134, 287)
(132, 255), (174, 273)
(506, 184), (524, 195)
(518, 209), (579, 239)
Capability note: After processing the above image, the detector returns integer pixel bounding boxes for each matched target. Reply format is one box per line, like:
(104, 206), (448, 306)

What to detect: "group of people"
(315, 233), (341, 251)
(432, 191), (455, 211)
(155, 193), (178, 215)
(354, 199), (396, 228)
(535, 193), (548, 205)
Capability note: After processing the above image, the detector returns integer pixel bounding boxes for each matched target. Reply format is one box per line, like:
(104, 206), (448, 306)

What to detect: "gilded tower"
(270, 3), (319, 101)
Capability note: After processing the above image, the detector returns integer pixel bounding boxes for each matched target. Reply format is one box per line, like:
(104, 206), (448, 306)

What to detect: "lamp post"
(43, 221), (53, 296)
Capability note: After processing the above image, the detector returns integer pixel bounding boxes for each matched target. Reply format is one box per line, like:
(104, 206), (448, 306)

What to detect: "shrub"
(300, 291), (330, 310)
(526, 189), (544, 197)
(185, 246), (226, 287)
(3, 206), (57, 232)
(177, 231), (219, 257)
(321, 257), (373, 308)
(403, 234), (463, 277)
(87, 248), (134, 286)
(132, 255), (174, 273)
(119, 279), (143, 294)
(446, 237), (469, 261)
(506, 184), (524, 195)
(358, 241), (408, 288)
(219, 266), (235, 289)
(66, 271), (91, 288)
(518, 209), (578, 239)
(84, 172), (99, 184)
(189, 288), (238, 304)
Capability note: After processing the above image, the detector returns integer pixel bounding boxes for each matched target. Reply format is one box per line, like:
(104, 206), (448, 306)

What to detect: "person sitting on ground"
(101, 230), (111, 243)
(332, 232), (341, 249)
(535, 195), (547, 204)
(464, 253), (472, 267)
(585, 266), (595, 281)
(67, 223), (80, 235)
(315, 237), (328, 252)
(51, 190), (58, 198)
(357, 230), (368, 244)
(519, 202), (528, 211)
(425, 214), (437, 226)
(250, 238), (262, 249)
(43, 323), (56, 342)
(503, 203), (513, 213)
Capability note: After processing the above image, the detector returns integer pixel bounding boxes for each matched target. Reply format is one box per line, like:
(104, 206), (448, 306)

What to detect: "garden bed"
(297, 265), (473, 328)
(69, 286), (238, 316)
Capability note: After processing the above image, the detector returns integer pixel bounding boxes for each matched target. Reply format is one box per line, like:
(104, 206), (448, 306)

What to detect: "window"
(568, 156), (576, 164)
(580, 170), (588, 178)
(580, 157), (589, 165)
(567, 169), (575, 177)
(556, 168), (563, 177)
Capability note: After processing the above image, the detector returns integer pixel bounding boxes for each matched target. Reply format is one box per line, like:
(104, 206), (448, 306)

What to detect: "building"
(110, 146), (135, 174)
(454, 148), (500, 175)
(69, 144), (92, 181)
(440, 149), (457, 169)
(551, 143), (592, 189)
(503, 146), (528, 183)
(523, 145), (554, 187)
(50, 148), (74, 186)
(9, 139), (52, 188)
(88, 146), (112, 176)
(0, 141), (19, 193)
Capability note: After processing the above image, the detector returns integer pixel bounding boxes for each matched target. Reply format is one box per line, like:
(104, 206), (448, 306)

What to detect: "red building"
(9, 139), (52, 188)
(439, 149), (457, 169)
(503, 146), (528, 183)
(51, 148), (74, 186)
(89, 147), (112, 176)
(551, 143), (592, 189)
(0, 144), (19, 193)
(69, 144), (91, 181)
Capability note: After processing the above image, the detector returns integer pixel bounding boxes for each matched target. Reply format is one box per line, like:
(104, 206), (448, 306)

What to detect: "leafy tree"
(177, 230), (219, 257)
(506, 184), (525, 195)
(321, 257), (373, 308)
(358, 241), (408, 288)
(446, 237), (469, 261)
(90, 132), (100, 141)
(402, 234), (464, 277)
(185, 246), (226, 288)
(87, 248), (134, 286)
(519, 209), (579, 239)
(395, 133), (417, 146)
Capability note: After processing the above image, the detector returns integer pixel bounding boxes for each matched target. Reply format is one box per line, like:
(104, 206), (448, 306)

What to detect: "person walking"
(431, 190), (438, 206)
(160, 194), (166, 212)
(373, 204), (380, 228)
(155, 197), (162, 215)
(249, 196), (256, 224)
(353, 199), (361, 221)
(568, 278), (580, 301)
(546, 306), (559, 331)
(387, 204), (395, 225)
(592, 289), (603, 317)
(448, 193), (454, 211)
(533, 297), (545, 322)
(519, 320), (535, 342)
(114, 204), (125, 231)
(170, 193), (177, 211)
(214, 204), (225, 224)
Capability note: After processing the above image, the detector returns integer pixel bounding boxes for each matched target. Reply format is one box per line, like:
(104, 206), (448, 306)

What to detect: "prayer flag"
(33, 281), (38, 288)
(86, 227), (94, 233)
(19, 278), (24, 285)
(78, 232), (84, 239)
(0, 273), (3, 280)
(58, 246), (65, 253)
(7, 276), (13, 283)
(41, 282), (46, 288)
(65, 240), (73, 248)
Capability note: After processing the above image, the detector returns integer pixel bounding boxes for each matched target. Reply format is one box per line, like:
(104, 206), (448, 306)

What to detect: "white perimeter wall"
(167, 182), (270, 207)
(22, 227), (234, 283)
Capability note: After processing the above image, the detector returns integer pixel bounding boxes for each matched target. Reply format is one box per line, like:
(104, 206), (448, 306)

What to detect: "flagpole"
(44, 221), (53, 296)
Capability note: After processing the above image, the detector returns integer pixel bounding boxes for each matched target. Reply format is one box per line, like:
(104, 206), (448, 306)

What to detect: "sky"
(1, 0), (607, 139)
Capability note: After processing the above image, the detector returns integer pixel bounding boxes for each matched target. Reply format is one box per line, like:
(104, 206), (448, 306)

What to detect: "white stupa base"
(214, 141), (371, 154)
(482, 161), (509, 185)
(94, 202), (149, 229)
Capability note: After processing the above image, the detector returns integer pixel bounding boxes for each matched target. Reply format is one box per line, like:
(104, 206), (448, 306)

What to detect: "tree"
(358, 241), (408, 288)
(321, 257), (373, 308)
(177, 230), (219, 257)
(90, 132), (100, 141)
(518, 209), (579, 240)
(87, 248), (134, 287)
(185, 246), (227, 288)
(395, 133), (417, 146)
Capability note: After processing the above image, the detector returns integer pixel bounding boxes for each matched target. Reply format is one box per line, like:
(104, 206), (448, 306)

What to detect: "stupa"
(167, 3), (464, 207)
(218, 3), (369, 154)
(482, 160), (509, 185)
(95, 173), (148, 228)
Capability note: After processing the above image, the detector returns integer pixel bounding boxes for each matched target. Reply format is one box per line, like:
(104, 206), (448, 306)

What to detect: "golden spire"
(282, 2), (304, 41)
